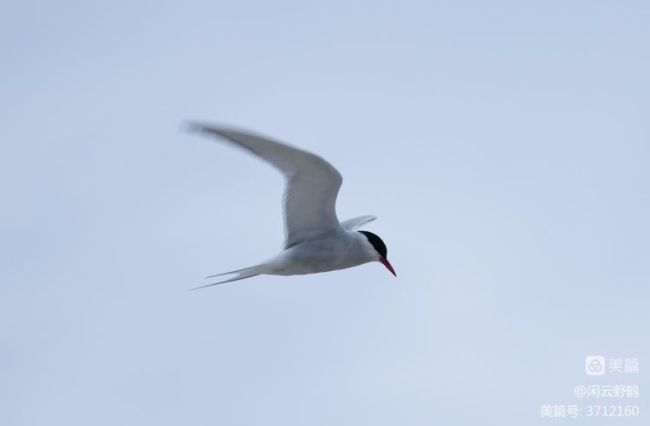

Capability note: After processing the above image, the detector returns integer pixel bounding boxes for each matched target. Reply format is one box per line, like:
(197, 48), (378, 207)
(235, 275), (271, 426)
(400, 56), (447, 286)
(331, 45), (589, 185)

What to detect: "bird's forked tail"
(190, 265), (265, 291)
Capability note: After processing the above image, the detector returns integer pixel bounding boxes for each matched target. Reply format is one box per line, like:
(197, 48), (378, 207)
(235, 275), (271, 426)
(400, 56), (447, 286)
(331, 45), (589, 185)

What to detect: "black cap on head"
(359, 231), (388, 258)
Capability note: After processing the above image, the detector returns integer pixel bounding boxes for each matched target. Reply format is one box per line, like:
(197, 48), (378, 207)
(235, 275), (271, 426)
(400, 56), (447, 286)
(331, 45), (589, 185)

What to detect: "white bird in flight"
(187, 123), (396, 289)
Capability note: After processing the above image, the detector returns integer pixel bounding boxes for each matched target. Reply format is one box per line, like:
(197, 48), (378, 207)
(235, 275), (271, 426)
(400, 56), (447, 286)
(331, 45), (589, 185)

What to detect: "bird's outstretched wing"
(188, 123), (343, 247)
(340, 215), (377, 230)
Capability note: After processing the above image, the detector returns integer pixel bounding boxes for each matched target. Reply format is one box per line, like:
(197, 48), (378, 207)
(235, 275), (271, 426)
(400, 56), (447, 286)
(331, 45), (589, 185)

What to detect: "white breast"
(266, 231), (375, 275)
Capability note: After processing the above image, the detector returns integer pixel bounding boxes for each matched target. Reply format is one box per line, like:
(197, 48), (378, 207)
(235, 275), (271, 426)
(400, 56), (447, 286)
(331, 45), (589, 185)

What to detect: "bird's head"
(358, 230), (396, 277)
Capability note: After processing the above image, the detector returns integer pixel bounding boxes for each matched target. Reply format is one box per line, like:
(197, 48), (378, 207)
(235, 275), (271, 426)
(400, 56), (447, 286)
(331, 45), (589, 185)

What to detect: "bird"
(187, 123), (395, 289)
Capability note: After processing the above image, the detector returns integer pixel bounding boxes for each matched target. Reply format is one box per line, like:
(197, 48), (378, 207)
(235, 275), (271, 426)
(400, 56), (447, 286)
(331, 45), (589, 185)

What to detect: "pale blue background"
(1, 1), (648, 425)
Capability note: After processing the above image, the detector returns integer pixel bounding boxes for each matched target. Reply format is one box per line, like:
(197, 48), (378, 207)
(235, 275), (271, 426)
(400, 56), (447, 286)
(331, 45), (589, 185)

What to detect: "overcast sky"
(1, 1), (648, 425)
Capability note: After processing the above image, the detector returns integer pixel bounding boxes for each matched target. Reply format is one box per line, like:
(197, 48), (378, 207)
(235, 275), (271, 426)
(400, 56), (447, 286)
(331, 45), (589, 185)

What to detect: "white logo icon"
(585, 356), (606, 375)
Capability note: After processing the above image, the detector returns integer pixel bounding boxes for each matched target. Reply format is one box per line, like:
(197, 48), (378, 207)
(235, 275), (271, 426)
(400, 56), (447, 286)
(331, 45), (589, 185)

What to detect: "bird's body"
(266, 230), (376, 275)
(187, 123), (395, 288)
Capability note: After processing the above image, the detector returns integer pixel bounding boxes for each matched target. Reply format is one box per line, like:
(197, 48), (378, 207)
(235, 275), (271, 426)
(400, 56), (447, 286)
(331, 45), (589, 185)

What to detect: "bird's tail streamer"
(190, 265), (265, 291)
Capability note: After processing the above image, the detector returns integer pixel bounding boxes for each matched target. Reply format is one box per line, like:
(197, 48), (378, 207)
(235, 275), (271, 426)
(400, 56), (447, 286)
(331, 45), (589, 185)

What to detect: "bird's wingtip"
(181, 121), (207, 134)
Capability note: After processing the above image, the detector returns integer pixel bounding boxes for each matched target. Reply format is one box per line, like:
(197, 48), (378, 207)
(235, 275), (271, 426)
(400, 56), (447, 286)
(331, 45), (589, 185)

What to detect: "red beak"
(379, 257), (397, 277)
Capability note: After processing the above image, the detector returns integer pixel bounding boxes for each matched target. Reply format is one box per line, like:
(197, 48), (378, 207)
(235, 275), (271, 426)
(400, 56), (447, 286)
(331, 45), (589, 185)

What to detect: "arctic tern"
(187, 123), (395, 289)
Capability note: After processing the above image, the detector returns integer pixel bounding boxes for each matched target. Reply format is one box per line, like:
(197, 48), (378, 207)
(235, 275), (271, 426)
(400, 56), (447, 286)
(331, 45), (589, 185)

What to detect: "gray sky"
(1, 1), (648, 425)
